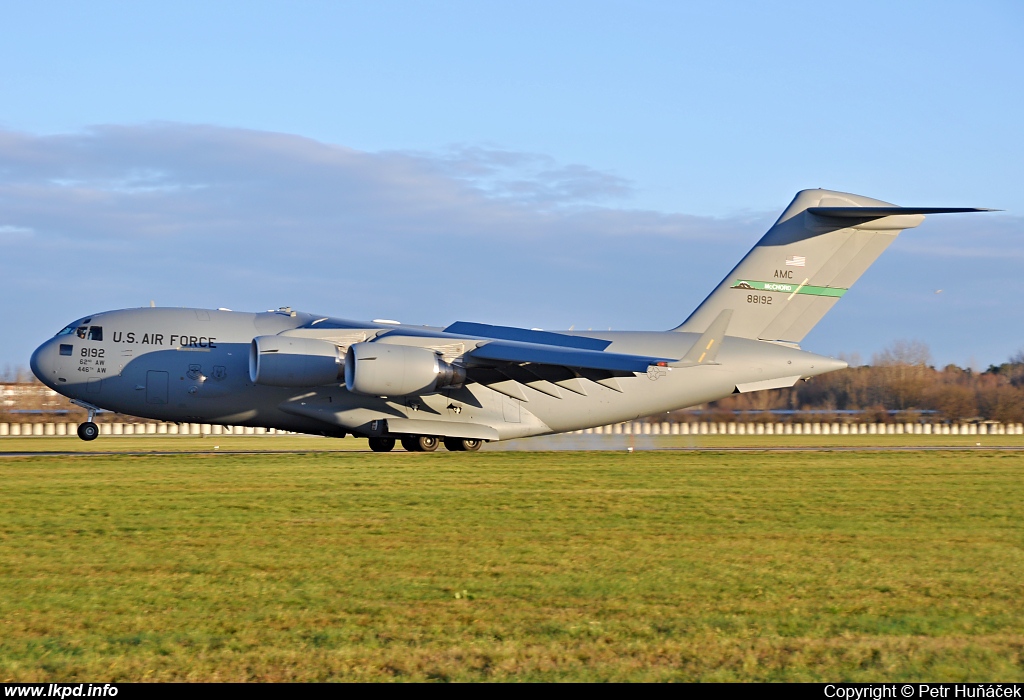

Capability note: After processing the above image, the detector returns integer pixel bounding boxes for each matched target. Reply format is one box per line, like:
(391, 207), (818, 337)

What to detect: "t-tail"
(674, 189), (993, 342)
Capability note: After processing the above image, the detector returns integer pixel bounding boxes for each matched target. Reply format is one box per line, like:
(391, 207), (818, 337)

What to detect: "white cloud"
(0, 122), (1020, 369)
(898, 214), (1024, 260)
(0, 123), (755, 246)
(0, 225), (33, 235)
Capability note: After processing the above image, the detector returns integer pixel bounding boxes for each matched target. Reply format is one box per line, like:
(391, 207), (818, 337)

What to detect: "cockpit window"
(62, 325), (102, 340)
(56, 319), (93, 337)
(56, 319), (100, 338)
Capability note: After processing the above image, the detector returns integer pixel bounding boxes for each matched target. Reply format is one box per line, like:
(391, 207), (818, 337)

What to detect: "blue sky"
(1, 1), (1022, 369)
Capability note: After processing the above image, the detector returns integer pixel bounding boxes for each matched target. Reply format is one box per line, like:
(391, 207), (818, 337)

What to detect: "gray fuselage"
(30, 306), (844, 440)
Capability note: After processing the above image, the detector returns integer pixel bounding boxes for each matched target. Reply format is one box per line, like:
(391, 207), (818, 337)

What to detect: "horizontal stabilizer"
(808, 206), (996, 219)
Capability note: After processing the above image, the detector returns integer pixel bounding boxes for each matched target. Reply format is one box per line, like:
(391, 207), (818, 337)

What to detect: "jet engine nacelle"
(249, 335), (344, 387)
(345, 342), (465, 397)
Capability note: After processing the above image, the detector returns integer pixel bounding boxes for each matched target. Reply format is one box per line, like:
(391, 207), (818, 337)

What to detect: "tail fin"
(674, 189), (992, 342)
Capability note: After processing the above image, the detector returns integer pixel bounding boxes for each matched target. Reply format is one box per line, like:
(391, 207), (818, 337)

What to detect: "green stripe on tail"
(731, 280), (847, 298)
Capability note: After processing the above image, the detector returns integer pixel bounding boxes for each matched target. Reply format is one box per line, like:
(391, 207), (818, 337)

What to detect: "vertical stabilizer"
(674, 189), (987, 342)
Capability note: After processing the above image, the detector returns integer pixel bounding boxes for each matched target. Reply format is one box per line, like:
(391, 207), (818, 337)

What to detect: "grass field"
(2, 432), (1024, 453)
(1, 443), (1023, 681)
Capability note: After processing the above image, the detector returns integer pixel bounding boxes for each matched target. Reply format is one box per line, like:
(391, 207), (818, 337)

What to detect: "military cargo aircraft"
(30, 190), (990, 450)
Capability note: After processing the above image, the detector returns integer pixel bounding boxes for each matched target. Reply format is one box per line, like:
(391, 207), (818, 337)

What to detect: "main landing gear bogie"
(401, 435), (439, 452)
(368, 437), (396, 452)
(443, 437), (482, 452)
(369, 435), (485, 452)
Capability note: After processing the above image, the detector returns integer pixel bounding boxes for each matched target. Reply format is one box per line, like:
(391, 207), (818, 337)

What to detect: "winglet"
(675, 309), (732, 366)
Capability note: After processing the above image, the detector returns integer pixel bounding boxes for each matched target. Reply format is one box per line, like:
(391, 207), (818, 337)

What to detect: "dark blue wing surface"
(467, 341), (670, 373)
(444, 321), (612, 351)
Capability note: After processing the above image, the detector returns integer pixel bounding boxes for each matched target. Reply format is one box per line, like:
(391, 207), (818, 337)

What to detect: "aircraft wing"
(464, 338), (670, 373)
(442, 322), (671, 372)
(285, 319), (676, 401)
(438, 322), (674, 400)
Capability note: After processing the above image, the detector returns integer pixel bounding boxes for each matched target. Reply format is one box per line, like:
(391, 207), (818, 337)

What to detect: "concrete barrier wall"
(2, 421), (1023, 437)
(574, 421), (1024, 436)
(0, 421), (296, 436)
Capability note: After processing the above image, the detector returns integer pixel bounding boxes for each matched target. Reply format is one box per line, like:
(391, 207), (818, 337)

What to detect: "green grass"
(2, 432), (1023, 453)
(1, 449), (1023, 681)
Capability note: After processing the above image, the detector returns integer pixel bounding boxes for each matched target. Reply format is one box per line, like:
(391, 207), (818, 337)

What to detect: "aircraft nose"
(30, 340), (56, 388)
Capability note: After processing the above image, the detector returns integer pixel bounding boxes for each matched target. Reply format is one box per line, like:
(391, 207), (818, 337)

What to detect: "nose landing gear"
(77, 422), (99, 441)
(70, 400), (101, 441)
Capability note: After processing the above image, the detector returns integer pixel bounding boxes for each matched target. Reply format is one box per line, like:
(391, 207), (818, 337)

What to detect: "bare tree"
(872, 339), (932, 367)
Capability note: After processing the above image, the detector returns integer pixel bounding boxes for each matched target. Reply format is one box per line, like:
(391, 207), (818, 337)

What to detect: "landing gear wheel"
(444, 438), (483, 452)
(403, 435), (439, 452)
(77, 422), (99, 441)
(368, 437), (396, 452)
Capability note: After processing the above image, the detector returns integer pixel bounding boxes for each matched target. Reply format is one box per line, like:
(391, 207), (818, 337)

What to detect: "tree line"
(677, 341), (1024, 423)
